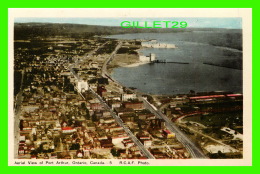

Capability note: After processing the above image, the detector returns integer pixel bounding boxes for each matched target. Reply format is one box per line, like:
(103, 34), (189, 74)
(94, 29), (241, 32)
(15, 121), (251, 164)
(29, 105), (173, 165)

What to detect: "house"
(90, 103), (104, 110)
(100, 137), (114, 148)
(114, 107), (134, 116)
(122, 138), (135, 148)
(123, 101), (144, 110)
(62, 127), (76, 134)
(97, 85), (107, 97)
(163, 129), (175, 139)
(108, 100), (121, 109)
(122, 93), (136, 101)
(112, 132), (128, 145)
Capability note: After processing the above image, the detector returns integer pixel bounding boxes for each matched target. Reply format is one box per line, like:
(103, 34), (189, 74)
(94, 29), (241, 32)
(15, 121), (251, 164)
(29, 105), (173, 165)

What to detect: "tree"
(81, 102), (86, 109)
(92, 113), (98, 122)
(85, 108), (90, 120)
(111, 148), (119, 157)
(19, 120), (24, 131)
(217, 150), (225, 158)
(70, 143), (80, 150)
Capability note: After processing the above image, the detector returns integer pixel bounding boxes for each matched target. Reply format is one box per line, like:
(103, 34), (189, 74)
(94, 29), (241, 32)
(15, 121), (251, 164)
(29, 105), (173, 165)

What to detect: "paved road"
(178, 124), (240, 153)
(89, 88), (155, 159)
(101, 41), (122, 77)
(68, 42), (155, 159)
(68, 42), (107, 79)
(140, 97), (208, 159)
(99, 41), (206, 159)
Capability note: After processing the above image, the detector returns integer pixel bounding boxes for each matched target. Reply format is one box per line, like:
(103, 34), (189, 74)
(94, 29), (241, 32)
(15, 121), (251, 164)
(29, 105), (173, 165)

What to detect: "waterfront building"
(139, 53), (156, 62)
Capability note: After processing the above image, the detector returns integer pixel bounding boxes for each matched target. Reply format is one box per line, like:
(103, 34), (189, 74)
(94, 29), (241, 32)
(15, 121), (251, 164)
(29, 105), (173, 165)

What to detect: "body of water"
(106, 32), (242, 95)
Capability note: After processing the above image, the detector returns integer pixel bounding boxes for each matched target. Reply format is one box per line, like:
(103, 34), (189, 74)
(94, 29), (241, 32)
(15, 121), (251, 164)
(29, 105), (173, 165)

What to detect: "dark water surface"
(106, 32), (242, 95)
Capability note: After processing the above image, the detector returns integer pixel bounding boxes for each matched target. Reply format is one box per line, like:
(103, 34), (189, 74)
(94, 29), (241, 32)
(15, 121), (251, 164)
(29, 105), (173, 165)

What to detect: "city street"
(140, 97), (208, 159)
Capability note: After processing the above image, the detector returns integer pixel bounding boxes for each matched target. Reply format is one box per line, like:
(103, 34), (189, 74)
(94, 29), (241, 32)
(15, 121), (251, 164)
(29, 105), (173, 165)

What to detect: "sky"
(14, 17), (242, 29)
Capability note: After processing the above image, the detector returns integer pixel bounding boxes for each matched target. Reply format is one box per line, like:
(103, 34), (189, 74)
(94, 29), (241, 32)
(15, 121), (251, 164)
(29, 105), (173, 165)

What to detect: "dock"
(151, 59), (189, 64)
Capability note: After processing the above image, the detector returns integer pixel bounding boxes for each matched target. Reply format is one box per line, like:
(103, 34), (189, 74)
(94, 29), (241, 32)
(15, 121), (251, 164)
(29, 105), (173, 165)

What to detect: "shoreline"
(121, 61), (150, 68)
(106, 39), (242, 95)
(106, 41), (147, 74)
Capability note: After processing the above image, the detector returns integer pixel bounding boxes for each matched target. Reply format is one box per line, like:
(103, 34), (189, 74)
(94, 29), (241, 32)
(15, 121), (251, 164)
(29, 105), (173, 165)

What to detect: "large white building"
(142, 41), (176, 48)
(150, 53), (156, 61)
(139, 53), (156, 62)
(122, 93), (137, 101)
(77, 80), (89, 92)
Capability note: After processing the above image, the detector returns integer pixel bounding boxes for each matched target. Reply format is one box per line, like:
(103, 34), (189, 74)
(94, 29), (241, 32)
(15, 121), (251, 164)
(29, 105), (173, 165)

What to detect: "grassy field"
(183, 111), (243, 133)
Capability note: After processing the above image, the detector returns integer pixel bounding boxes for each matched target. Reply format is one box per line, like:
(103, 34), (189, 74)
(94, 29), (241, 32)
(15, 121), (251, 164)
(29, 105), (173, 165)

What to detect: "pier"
(151, 59), (189, 64)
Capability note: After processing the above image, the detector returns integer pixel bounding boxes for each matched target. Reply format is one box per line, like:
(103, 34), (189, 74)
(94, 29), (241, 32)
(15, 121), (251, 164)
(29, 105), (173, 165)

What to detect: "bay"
(106, 32), (242, 95)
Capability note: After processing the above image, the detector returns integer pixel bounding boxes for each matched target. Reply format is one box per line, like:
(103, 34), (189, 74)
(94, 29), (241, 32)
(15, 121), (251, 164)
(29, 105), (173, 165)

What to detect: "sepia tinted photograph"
(9, 8), (252, 166)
